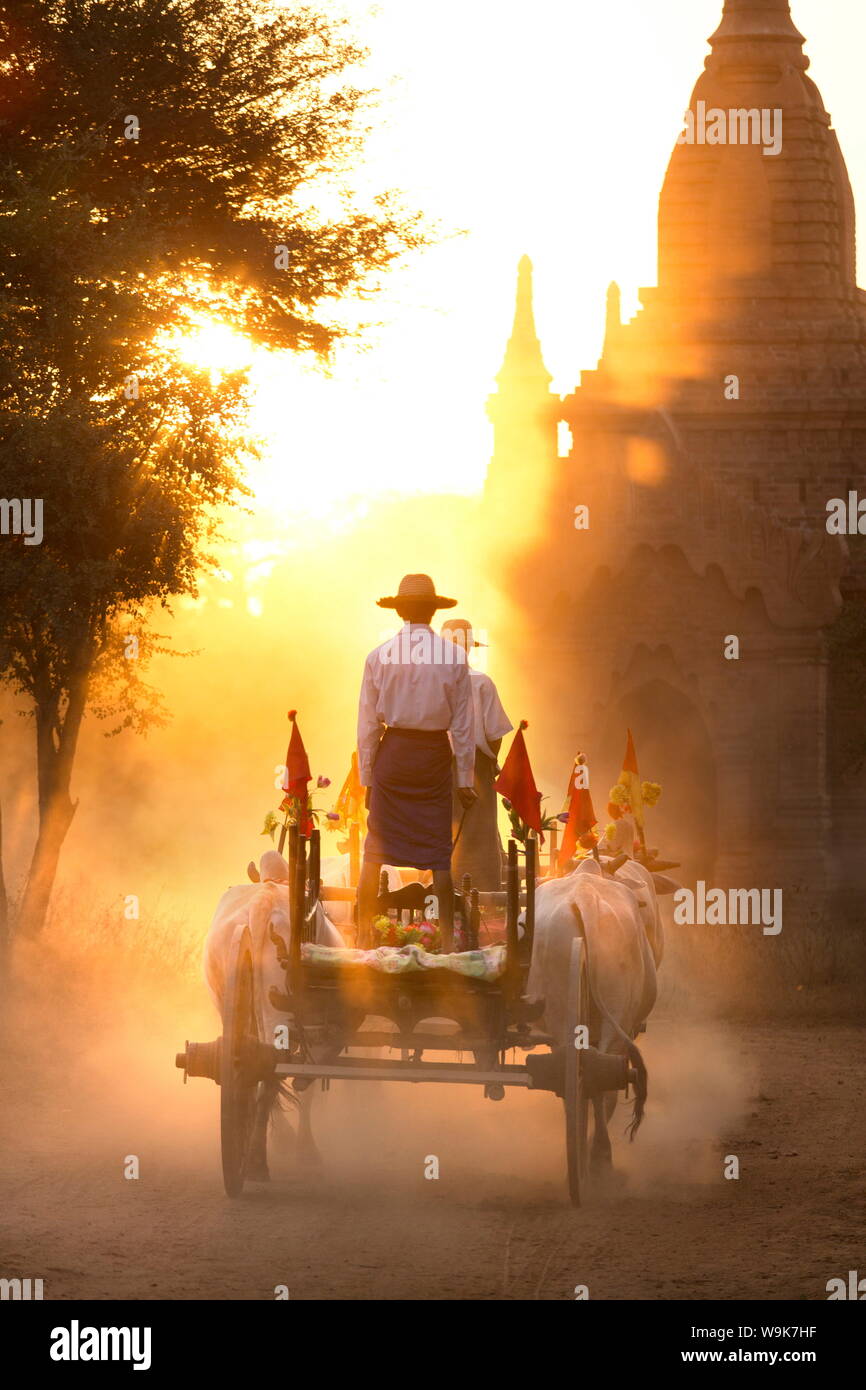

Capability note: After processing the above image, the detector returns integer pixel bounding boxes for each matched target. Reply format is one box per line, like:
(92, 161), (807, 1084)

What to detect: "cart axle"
(175, 1037), (276, 1085)
(276, 1059), (535, 1087)
(526, 1045), (633, 1098)
(175, 1039), (221, 1084)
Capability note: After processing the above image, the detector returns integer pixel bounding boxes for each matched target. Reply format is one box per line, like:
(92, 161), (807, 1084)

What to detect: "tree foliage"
(0, 0), (424, 934)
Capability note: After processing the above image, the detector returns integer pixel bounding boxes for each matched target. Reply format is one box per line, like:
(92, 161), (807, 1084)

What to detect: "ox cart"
(175, 828), (639, 1205)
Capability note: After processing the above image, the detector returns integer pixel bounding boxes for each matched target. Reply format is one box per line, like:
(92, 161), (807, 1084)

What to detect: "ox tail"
(571, 904), (648, 1140)
(621, 1039), (647, 1140)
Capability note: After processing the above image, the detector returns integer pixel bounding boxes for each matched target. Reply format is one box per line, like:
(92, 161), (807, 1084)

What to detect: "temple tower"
(484, 1), (865, 909)
(484, 256), (559, 536)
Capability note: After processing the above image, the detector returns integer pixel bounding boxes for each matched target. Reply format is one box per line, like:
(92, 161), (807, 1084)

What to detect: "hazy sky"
(223, 0), (866, 512)
(25, 3), (866, 914)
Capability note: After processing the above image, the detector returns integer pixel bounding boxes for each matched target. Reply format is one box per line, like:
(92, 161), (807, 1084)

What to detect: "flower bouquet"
(262, 774), (336, 842)
(501, 797), (559, 847)
(372, 915), (467, 954)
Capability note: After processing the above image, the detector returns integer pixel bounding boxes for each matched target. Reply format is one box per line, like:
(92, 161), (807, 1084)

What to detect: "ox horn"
(602, 852), (629, 876)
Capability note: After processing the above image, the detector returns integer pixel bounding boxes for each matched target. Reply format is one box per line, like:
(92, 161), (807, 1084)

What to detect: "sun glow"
(166, 316), (255, 377)
(166, 1), (866, 534)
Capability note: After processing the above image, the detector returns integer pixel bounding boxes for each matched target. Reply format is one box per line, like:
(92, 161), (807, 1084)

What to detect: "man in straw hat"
(357, 574), (477, 951)
(441, 618), (513, 891)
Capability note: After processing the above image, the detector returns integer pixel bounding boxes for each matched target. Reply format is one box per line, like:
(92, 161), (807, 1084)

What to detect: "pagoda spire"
(496, 255), (552, 387)
(709, 0), (805, 48)
(658, 0), (854, 296)
(603, 281), (622, 356)
(485, 255), (558, 503)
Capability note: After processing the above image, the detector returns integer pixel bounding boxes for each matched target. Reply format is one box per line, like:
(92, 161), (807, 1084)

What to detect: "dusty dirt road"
(1, 972), (864, 1302)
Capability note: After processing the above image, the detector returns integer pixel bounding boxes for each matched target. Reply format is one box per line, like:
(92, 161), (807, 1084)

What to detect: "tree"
(0, 0), (424, 937)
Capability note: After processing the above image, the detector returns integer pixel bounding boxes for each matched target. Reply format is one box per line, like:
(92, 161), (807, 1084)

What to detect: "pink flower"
(317, 775), (331, 788)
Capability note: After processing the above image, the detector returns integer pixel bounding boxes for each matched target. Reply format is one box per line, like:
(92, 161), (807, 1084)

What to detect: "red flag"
(558, 756), (597, 871)
(281, 709), (312, 834)
(494, 720), (544, 837)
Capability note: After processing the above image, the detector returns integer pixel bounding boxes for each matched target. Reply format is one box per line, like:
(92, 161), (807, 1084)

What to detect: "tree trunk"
(16, 789), (78, 938)
(17, 670), (89, 938)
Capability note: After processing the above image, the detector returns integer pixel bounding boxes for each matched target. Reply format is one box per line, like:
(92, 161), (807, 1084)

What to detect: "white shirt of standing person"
(464, 668), (513, 762)
(357, 622), (475, 787)
(438, 622), (512, 764)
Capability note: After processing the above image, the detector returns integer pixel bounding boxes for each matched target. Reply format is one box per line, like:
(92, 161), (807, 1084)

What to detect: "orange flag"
(558, 756), (597, 871)
(281, 709), (312, 834)
(494, 720), (544, 838)
(619, 727), (644, 832)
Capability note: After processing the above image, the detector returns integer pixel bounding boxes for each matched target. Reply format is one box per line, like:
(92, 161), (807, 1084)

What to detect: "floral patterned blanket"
(300, 941), (506, 980)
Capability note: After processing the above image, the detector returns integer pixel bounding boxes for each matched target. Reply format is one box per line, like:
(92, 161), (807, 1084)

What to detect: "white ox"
(528, 855), (668, 1171)
(204, 849), (345, 1177)
(245, 852), (406, 929)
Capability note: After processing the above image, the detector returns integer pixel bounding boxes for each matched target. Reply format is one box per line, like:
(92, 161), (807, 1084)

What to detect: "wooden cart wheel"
(564, 936), (591, 1207)
(220, 925), (260, 1198)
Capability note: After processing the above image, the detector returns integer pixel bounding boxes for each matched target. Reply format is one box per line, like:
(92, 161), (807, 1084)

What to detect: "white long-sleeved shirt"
(467, 669), (513, 760)
(357, 623), (475, 787)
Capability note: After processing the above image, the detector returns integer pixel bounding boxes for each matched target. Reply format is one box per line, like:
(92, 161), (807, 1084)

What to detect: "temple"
(483, 0), (866, 907)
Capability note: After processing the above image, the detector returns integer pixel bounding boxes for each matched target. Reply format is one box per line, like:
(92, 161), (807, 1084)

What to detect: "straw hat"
(441, 618), (486, 648)
(377, 573), (457, 610)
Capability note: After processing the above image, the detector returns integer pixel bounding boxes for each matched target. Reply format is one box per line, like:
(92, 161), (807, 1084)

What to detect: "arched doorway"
(598, 679), (717, 885)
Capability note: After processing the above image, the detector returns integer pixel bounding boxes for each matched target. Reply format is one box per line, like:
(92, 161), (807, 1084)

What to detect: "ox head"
(603, 851), (680, 899)
(246, 850), (290, 885)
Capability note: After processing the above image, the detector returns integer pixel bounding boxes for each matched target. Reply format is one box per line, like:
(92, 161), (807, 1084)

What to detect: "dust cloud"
(0, 484), (787, 1241)
(1, 904), (753, 1215)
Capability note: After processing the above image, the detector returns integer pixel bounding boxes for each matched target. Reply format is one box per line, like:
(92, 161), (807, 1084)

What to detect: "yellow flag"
(333, 750), (367, 835)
